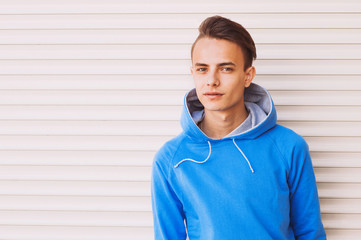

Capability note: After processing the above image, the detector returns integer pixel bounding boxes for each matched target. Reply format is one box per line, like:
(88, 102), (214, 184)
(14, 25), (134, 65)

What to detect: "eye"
(221, 67), (233, 72)
(196, 67), (207, 72)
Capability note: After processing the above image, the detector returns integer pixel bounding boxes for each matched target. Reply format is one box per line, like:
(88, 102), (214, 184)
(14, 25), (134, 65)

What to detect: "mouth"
(204, 92), (223, 99)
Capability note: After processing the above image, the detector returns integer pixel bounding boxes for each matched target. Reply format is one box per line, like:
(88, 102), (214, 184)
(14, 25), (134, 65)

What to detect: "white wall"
(0, 0), (360, 239)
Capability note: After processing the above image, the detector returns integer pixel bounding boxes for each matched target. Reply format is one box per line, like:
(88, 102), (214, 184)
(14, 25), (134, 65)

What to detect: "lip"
(204, 92), (223, 99)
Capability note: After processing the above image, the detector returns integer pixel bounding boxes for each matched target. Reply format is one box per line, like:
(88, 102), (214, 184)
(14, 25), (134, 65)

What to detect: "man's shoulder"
(265, 124), (310, 171)
(267, 124), (308, 149)
(153, 132), (188, 166)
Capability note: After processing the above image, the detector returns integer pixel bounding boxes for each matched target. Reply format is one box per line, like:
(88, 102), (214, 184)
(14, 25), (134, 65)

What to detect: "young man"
(151, 16), (326, 240)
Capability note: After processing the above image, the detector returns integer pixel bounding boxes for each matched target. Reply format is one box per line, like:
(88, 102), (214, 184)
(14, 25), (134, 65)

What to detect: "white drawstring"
(174, 141), (212, 168)
(232, 139), (255, 173)
(174, 140), (254, 173)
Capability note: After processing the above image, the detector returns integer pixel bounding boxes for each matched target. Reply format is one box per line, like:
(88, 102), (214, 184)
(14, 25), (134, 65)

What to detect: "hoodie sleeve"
(151, 149), (187, 240)
(288, 137), (327, 240)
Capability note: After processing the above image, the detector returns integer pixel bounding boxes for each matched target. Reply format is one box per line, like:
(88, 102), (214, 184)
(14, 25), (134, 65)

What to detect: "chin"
(203, 105), (227, 112)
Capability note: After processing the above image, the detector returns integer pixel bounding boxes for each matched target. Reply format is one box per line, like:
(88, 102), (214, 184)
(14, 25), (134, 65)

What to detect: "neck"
(200, 105), (249, 139)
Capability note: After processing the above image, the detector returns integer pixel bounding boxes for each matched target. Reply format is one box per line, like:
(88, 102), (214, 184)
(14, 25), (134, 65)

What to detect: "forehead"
(192, 37), (244, 65)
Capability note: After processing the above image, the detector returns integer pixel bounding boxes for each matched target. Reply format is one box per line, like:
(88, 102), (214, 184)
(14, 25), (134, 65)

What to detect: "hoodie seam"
(265, 133), (290, 177)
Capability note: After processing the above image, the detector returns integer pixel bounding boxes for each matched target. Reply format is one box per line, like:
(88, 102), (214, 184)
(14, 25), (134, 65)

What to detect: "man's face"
(191, 37), (255, 115)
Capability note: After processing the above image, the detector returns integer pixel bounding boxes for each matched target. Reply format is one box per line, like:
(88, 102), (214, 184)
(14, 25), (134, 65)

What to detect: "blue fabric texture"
(151, 83), (326, 240)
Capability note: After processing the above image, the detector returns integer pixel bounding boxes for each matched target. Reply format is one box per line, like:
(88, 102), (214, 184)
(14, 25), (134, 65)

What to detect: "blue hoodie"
(151, 83), (326, 240)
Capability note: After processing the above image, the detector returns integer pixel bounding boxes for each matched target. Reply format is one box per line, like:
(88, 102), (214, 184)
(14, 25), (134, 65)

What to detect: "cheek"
(193, 79), (202, 95)
(195, 88), (207, 107)
(231, 88), (245, 103)
(193, 77), (205, 92)
(193, 80), (208, 106)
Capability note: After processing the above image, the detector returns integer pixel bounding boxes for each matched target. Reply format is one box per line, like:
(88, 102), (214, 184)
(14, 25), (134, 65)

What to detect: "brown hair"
(191, 15), (257, 70)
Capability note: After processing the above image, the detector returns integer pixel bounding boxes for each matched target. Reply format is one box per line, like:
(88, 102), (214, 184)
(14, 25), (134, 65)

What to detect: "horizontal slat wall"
(0, 1), (360, 240)
(1, 29), (360, 44)
(0, 0), (360, 13)
(1, 45), (361, 59)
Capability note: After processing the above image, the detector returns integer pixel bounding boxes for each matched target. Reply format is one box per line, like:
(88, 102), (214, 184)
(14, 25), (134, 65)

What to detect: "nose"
(206, 70), (220, 86)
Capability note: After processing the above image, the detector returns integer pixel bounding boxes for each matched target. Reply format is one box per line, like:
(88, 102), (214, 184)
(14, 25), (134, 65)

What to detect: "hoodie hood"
(180, 83), (277, 142)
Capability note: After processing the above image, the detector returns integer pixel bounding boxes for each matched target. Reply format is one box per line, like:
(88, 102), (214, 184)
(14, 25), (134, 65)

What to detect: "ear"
(190, 66), (194, 75)
(244, 66), (256, 87)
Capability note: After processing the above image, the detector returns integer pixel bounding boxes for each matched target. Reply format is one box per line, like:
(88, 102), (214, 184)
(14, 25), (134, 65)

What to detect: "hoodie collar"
(180, 83), (277, 142)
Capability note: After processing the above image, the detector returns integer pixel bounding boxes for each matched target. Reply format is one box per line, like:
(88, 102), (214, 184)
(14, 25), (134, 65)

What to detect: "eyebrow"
(194, 63), (208, 67)
(194, 62), (236, 67)
(218, 62), (236, 67)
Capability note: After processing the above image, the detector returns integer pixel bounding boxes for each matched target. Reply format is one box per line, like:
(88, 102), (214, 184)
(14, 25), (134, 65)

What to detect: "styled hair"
(191, 15), (257, 70)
